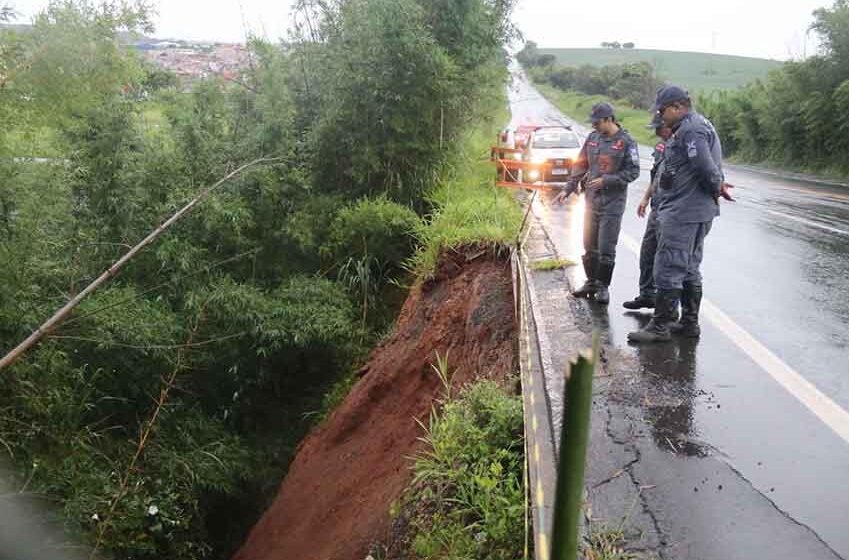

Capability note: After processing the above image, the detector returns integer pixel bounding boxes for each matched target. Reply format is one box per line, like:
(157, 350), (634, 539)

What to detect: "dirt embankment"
(233, 245), (518, 560)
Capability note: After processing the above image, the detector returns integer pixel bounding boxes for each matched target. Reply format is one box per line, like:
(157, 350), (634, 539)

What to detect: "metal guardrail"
(513, 235), (598, 560)
(513, 247), (557, 559)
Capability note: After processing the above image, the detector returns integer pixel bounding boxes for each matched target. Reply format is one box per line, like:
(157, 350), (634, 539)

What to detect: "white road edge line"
(620, 232), (849, 446)
(766, 209), (849, 236)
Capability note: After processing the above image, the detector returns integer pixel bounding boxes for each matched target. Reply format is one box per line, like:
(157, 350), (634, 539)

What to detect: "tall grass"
(408, 112), (523, 278)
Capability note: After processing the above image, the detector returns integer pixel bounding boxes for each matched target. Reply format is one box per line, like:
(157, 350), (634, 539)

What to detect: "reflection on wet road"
(509, 71), (849, 558)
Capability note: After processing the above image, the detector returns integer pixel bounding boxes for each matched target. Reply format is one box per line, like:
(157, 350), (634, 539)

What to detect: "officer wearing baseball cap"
(629, 85), (724, 342)
(650, 85), (690, 114)
(586, 102), (615, 123)
(554, 102), (640, 304)
(623, 112), (673, 310)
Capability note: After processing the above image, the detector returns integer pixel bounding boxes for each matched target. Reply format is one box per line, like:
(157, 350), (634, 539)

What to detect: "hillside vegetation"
(0, 0), (519, 558)
(700, 0), (849, 176)
(538, 47), (782, 91)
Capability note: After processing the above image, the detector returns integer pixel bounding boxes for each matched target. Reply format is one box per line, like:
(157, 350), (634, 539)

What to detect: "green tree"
(1, 0), (152, 130)
(308, 0), (456, 202)
(516, 40), (539, 66)
(812, 0), (849, 79)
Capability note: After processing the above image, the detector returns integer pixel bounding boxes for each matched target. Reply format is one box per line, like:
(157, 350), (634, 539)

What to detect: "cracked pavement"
(512, 70), (849, 559)
(522, 205), (845, 560)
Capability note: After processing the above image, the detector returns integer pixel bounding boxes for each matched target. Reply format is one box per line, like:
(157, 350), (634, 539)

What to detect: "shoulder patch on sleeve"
(629, 145), (639, 161)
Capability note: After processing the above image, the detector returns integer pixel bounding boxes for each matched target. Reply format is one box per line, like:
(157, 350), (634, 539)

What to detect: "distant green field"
(538, 48), (783, 92)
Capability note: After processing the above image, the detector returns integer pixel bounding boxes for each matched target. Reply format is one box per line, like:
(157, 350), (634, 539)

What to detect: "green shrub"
(322, 196), (421, 272)
(402, 380), (525, 560)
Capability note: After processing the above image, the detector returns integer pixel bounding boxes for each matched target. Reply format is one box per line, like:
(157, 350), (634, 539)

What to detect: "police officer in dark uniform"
(554, 102), (640, 305)
(623, 113), (673, 310)
(629, 86), (723, 343)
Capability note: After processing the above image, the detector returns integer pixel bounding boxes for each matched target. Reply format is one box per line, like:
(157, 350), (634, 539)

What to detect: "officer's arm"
(649, 143), (664, 184)
(602, 139), (640, 188)
(684, 129), (723, 197)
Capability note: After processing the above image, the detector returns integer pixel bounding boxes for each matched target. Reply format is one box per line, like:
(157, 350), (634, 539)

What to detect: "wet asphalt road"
(509, 72), (849, 558)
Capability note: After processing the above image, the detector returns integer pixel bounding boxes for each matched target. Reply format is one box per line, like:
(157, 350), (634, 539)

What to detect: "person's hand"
(720, 182), (736, 201)
(637, 198), (649, 218)
(587, 177), (604, 191)
(552, 189), (571, 205)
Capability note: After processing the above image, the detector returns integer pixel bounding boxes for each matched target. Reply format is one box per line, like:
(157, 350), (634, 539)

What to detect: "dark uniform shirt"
(570, 127), (640, 215)
(655, 111), (723, 223)
(649, 140), (666, 209)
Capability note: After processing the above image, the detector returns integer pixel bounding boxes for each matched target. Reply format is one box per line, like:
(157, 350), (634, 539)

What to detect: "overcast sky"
(6, 0), (834, 60)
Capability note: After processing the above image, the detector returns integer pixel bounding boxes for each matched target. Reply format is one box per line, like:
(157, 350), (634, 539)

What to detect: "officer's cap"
(587, 102), (615, 123)
(651, 85), (689, 113)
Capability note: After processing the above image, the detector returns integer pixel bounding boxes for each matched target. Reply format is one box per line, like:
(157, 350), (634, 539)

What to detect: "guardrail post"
(550, 333), (599, 560)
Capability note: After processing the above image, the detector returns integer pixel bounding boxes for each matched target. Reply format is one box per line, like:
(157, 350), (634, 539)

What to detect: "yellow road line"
(536, 478), (545, 507)
(538, 534), (550, 560)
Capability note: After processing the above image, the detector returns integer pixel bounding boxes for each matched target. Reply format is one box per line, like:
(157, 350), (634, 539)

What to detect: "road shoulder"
(519, 195), (844, 560)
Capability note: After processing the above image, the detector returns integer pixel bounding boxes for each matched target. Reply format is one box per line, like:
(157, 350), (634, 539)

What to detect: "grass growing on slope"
(535, 84), (657, 146)
(408, 117), (523, 278)
(387, 379), (525, 559)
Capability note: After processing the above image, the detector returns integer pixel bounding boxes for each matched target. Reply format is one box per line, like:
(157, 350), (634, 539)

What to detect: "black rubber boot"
(627, 289), (681, 343)
(572, 254), (599, 298)
(670, 283), (702, 338)
(593, 262), (614, 305)
(622, 293), (655, 310)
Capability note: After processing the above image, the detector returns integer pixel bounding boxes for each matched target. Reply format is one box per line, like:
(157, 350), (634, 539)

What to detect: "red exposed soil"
(233, 245), (518, 560)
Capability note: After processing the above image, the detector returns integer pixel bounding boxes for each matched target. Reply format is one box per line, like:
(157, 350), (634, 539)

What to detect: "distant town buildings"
(135, 40), (253, 83)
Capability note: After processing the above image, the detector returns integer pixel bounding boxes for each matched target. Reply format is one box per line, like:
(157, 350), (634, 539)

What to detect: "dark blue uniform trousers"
(639, 210), (659, 297)
(654, 219), (712, 290)
(584, 207), (624, 267)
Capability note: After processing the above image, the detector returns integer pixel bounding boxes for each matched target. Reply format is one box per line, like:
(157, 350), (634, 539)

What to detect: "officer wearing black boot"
(623, 113), (673, 311)
(553, 102), (640, 304)
(628, 86), (723, 343)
